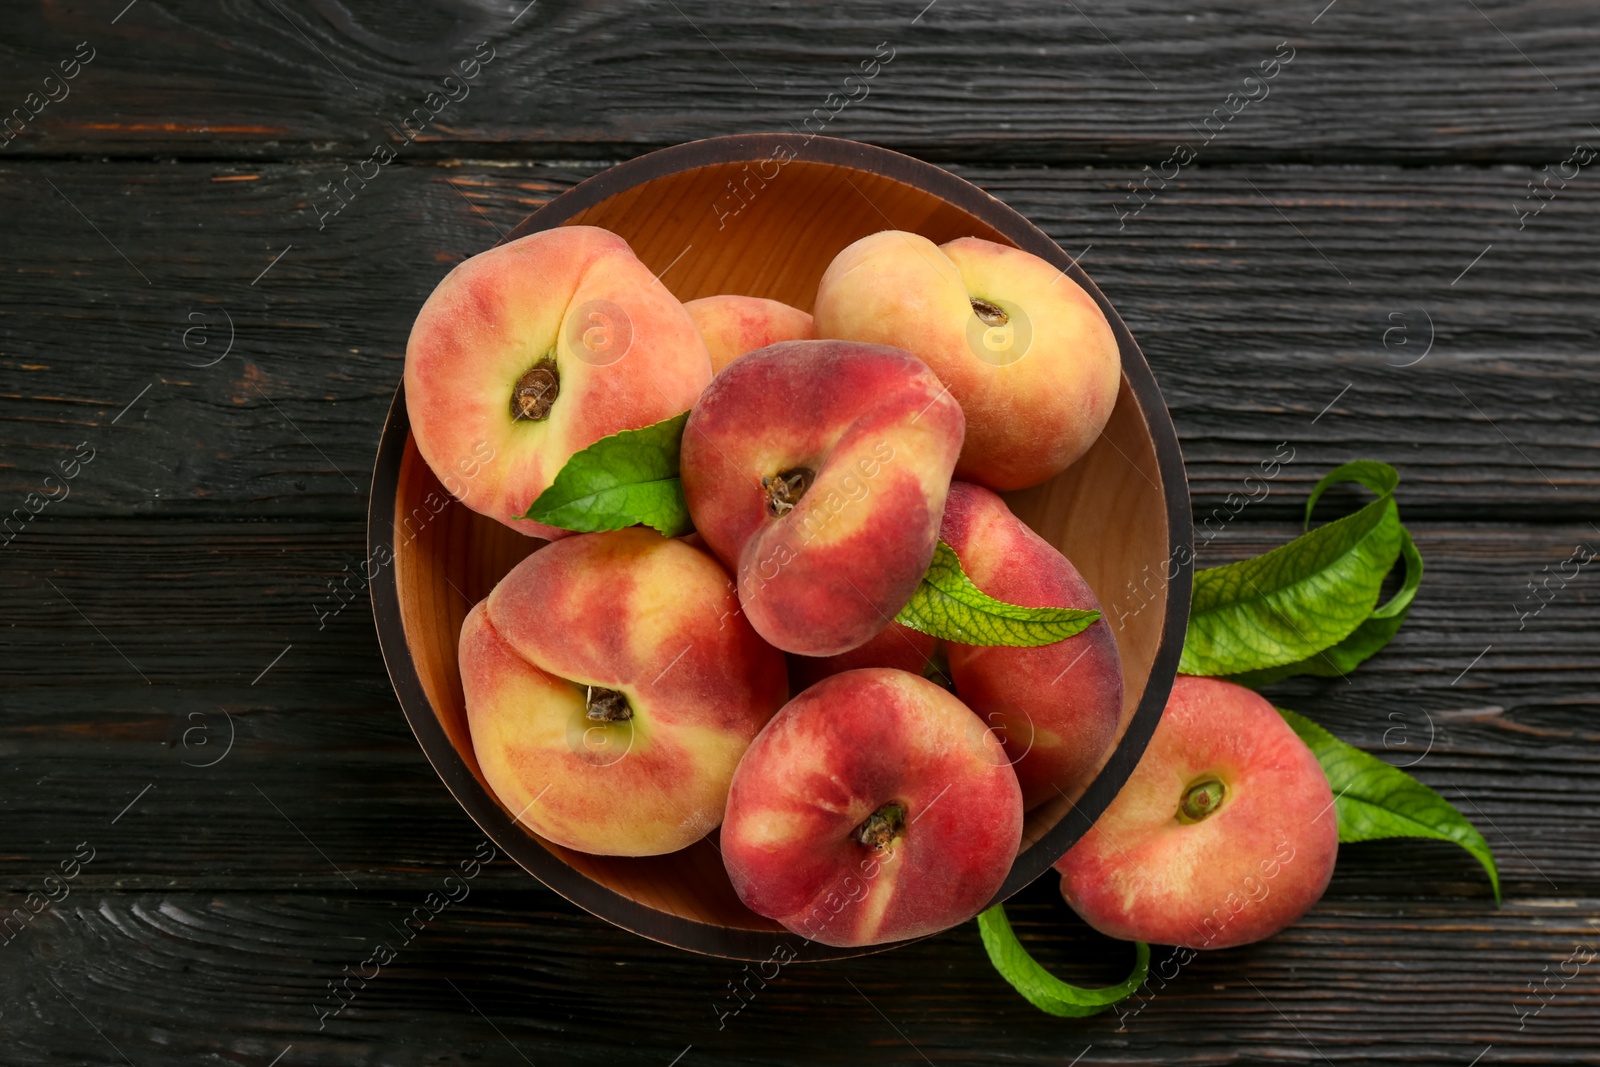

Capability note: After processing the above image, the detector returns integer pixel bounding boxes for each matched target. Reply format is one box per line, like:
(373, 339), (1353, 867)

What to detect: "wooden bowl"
(370, 134), (1191, 961)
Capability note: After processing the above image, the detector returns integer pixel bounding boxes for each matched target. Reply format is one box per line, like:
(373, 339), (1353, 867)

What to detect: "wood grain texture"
(1, 161), (1595, 521)
(0, 0), (1596, 163)
(0, 885), (1595, 1066)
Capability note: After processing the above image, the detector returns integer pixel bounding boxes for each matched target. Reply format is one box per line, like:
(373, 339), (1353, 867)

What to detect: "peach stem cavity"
(585, 685), (632, 723)
(970, 297), (1008, 328)
(762, 467), (815, 517)
(1177, 777), (1227, 823)
(511, 357), (560, 421)
(854, 801), (906, 850)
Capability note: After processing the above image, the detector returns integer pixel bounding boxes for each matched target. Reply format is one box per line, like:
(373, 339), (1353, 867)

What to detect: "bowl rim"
(369, 133), (1192, 961)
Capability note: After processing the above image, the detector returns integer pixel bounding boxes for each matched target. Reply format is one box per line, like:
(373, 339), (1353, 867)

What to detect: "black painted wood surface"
(2, 1), (1598, 1064)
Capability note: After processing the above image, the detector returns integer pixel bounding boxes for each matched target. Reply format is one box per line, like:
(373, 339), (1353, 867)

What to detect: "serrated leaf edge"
(896, 541), (1102, 647)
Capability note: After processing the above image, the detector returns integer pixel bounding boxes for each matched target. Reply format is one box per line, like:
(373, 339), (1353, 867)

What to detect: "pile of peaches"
(405, 225), (1126, 948)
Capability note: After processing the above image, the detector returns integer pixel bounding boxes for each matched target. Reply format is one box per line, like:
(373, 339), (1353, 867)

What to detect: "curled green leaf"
(1303, 460), (1400, 530)
(1279, 706), (1501, 904)
(1181, 461), (1403, 677)
(519, 412), (692, 537)
(895, 540), (1102, 648)
(1229, 525), (1423, 686)
(977, 904), (1150, 1017)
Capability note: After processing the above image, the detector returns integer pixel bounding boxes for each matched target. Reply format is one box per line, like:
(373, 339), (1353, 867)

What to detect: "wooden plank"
(1, 162), (1596, 521)
(0, 884), (1594, 1065)
(0, 519), (1595, 898)
(1, 0), (1596, 162)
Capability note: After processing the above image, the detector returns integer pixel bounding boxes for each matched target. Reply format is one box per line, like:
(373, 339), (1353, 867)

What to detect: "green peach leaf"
(1180, 461), (1404, 677)
(895, 540), (1102, 647)
(1278, 706), (1501, 904)
(518, 412), (692, 537)
(1302, 459), (1400, 530)
(977, 903), (1151, 1017)
(1229, 525), (1423, 686)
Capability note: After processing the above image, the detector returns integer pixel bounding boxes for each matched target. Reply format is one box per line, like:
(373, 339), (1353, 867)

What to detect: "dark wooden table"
(3, 2), (1598, 1063)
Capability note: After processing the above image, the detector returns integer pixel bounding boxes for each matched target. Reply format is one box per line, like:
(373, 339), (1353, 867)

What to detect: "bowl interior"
(377, 137), (1187, 959)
